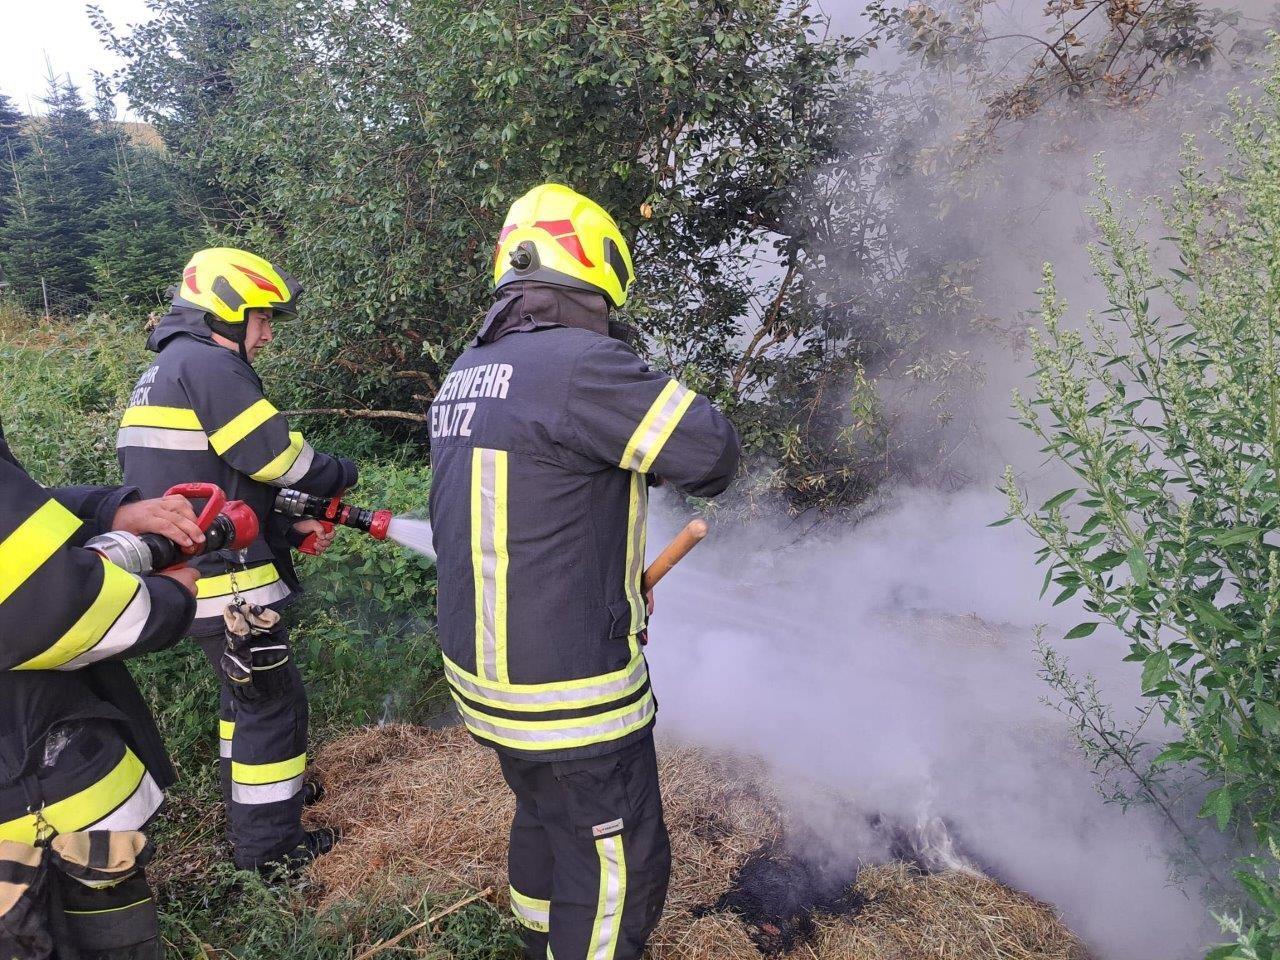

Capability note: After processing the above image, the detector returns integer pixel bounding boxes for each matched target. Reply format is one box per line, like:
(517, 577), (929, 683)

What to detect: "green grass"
(0, 313), (514, 959)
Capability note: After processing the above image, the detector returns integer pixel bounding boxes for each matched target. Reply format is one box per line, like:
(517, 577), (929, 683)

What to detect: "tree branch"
(281, 407), (428, 423)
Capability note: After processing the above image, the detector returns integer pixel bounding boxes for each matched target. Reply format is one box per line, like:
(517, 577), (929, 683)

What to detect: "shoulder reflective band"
(509, 886), (550, 932)
(16, 559), (148, 671)
(118, 406), (208, 451)
(119, 406), (202, 430)
(443, 652), (649, 713)
(589, 834), (626, 960)
(209, 398), (279, 455)
(0, 499), (82, 605)
(471, 448), (510, 683)
(619, 380), (696, 473)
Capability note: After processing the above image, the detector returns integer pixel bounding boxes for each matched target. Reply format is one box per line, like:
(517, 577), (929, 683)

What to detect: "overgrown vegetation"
(0, 316), (450, 957)
(1004, 63), (1280, 958)
(3, 1), (1277, 955)
(0, 80), (193, 314)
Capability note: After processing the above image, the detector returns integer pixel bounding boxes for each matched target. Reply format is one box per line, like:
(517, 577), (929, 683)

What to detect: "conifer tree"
(0, 75), (116, 313)
(91, 144), (194, 310)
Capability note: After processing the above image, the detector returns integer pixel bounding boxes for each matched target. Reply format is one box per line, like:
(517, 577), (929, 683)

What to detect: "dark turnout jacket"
(117, 309), (356, 634)
(429, 284), (740, 761)
(0, 421), (195, 842)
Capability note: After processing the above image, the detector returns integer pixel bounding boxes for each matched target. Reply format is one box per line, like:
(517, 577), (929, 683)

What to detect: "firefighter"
(116, 248), (358, 872)
(428, 184), (740, 960)
(0, 418), (199, 958)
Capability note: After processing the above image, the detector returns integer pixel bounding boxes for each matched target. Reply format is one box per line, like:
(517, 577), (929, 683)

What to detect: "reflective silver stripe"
(444, 655), (649, 711)
(471, 447), (508, 682)
(456, 690), (655, 749)
(219, 738), (232, 759)
(116, 426), (209, 451)
(57, 583), (151, 670)
(273, 441), (315, 488)
(194, 579), (291, 619)
(509, 887), (550, 932)
(85, 771), (164, 833)
(231, 774), (305, 806)
(590, 835), (626, 960)
(625, 474), (647, 633)
(620, 382), (692, 472)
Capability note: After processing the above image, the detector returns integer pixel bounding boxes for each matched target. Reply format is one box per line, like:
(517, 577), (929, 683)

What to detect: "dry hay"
(306, 724), (1086, 960)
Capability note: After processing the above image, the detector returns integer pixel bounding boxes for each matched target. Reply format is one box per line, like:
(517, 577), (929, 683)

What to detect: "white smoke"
(638, 8), (1274, 956)
(647, 487), (1222, 959)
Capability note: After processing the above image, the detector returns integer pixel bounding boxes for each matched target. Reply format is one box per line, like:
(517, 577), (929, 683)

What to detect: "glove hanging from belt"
(222, 601), (290, 703)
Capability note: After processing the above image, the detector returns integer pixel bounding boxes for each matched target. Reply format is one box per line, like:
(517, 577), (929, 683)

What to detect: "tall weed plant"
(1004, 60), (1280, 957)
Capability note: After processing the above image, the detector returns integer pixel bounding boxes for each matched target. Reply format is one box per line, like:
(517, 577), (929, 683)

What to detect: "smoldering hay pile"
(304, 723), (1085, 959)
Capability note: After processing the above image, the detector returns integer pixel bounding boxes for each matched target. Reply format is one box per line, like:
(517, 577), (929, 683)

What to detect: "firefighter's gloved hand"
(222, 601), (290, 703)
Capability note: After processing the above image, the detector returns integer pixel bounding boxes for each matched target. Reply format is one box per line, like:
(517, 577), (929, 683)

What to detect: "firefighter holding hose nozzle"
(429, 184), (740, 960)
(116, 248), (360, 874)
(0, 419), (201, 959)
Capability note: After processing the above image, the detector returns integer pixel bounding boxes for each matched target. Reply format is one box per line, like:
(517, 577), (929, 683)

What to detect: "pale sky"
(0, 0), (152, 115)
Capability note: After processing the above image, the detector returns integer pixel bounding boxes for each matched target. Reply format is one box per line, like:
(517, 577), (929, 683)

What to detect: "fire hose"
(86, 482), (259, 575)
(272, 488), (393, 555)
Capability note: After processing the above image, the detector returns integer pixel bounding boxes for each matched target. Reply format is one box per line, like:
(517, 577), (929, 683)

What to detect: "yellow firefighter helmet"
(493, 184), (634, 308)
(172, 247), (302, 330)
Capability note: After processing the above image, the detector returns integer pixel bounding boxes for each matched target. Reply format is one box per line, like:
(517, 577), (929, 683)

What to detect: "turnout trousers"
(197, 624), (309, 870)
(497, 734), (671, 960)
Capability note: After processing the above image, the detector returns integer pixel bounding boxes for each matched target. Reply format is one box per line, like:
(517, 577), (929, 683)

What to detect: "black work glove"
(222, 601), (291, 703)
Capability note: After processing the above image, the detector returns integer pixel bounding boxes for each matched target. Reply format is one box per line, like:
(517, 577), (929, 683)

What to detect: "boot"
(256, 827), (341, 878)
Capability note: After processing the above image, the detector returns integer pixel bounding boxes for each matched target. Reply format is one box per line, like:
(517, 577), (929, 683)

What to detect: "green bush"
(1004, 65), (1280, 957)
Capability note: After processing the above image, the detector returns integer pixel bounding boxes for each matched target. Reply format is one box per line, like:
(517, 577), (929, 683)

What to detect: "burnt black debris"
(700, 845), (865, 956)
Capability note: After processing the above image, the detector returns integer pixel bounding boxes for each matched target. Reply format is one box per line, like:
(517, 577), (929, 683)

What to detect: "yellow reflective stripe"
(231, 753), (306, 786)
(251, 431), (304, 483)
(65, 897), (152, 917)
(455, 688), (654, 734)
(195, 563), (279, 599)
(16, 558), (139, 670)
(119, 405), (201, 430)
(637, 388), (695, 473)
(208, 398), (278, 454)
(219, 720), (235, 740)
(618, 380), (678, 471)
(509, 886), (550, 932)
(441, 650), (647, 696)
(494, 452), (510, 684)
(444, 656), (649, 713)
(0, 500), (82, 605)
(0, 750), (145, 846)
(625, 473), (647, 634)
(471, 448), (509, 683)
(589, 835), (626, 960)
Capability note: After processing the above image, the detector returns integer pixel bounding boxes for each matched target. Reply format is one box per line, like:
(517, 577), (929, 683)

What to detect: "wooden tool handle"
(642, 519), (708, 593)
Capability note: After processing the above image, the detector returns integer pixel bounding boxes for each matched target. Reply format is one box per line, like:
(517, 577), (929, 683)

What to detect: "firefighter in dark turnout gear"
(117, 248), (358, 871)
(0, 419), (198, 958)
(429, 184), (740, 960)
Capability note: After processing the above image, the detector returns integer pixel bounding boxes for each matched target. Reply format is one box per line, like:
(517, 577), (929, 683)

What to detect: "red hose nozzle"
(369, 509), (392, 541)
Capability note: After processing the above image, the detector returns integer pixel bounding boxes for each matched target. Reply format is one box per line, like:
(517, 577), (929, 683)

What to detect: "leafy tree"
(1004, 62), (1280, 955)
(105, 0), (937, 511)
(0, 76), (118, 313)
